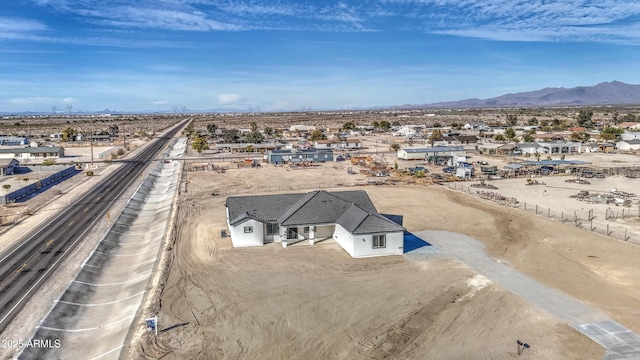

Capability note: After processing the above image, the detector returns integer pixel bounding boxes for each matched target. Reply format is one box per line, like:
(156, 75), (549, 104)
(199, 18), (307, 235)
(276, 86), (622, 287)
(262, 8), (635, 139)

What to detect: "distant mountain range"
(2, 81), (639, 116)
(403, 81), (640, 109)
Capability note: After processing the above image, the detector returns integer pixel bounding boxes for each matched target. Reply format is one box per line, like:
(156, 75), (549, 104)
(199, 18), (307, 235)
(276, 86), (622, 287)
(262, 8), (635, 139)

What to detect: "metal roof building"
(397, 146), (465, 160)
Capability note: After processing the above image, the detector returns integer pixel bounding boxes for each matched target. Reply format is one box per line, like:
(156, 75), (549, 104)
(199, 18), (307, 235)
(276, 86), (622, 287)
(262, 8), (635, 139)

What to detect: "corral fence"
(0, 166), (79, 204)
(445, 181), (640, 244)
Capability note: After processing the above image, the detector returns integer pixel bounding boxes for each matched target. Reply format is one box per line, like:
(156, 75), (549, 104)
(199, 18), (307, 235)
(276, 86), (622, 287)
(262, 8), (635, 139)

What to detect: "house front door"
(287, 228), (298, 240)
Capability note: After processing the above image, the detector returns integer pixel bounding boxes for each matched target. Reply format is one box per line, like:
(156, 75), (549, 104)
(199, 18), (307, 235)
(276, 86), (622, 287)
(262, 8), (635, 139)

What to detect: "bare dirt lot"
(130, 158), (640, 359)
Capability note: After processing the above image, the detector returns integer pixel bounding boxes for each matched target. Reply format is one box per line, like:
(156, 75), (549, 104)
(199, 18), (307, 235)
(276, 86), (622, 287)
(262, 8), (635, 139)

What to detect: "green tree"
(527, 117), (539, 126)
(246, 131), (264, 144)
(429, 129), (443, 147)
(576, 109), (594, 128)
(206, 123), (218, 134)
(250, 121), (259, 133)
(372, 121), (380, 129)
(505, 127), (517, 140)
(599, 127), (624, 141)
(263, 127), (274, 136)
(389, 143), (401, 152)
(309, 130), (327, 141)
(433, 122), (442, 128)
(391, 121), (400, 127)
(223, 130), (239, 143)
(61, 126), (77, 142)
(2, 184), (11, 193)
(108, 125), (119, 137)
(619, 113), (637, 123)
(342, 121), (356, 131)
(42, 158), (56, 166)
(534, 150), (541, 161)
(379, 120), (391, 131)
(506, 114), (518, 126)
(494, 134), (507, 142)
(523, 133), (534, 143)
(192, 136), (209, 154)
(569, 132), (584, 142)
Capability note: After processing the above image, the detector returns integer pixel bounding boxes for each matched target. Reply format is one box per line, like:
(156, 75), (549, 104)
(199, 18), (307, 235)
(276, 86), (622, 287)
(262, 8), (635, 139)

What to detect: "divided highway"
(0, 120), (186, 334)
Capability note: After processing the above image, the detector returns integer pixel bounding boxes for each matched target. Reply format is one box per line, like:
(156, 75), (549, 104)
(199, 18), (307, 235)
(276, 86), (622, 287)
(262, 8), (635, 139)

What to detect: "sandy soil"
(128, 156), (640, 359)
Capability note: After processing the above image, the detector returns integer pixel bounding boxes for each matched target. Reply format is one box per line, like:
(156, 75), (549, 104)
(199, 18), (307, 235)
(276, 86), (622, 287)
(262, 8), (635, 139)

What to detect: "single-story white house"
(397, 147), (466, 160)
(0, 146), (65, 160)
(537, 141), (582, 154)
(225, 190), (405, 258)
(616, 139), (640, 151)
(621, 132), (640, 141)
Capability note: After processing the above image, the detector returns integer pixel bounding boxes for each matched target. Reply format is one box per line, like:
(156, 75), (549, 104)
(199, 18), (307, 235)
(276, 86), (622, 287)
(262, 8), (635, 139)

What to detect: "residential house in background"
(267, 148), (333, 164)
(615, 122), (640, 131)
(616, 139), (640, 151)
(0, 146), (65, 160)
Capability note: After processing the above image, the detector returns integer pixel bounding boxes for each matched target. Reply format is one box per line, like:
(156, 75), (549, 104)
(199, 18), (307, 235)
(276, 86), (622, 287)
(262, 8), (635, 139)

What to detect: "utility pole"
(89, 122), (94, 166)
(122, 119), (126, 150)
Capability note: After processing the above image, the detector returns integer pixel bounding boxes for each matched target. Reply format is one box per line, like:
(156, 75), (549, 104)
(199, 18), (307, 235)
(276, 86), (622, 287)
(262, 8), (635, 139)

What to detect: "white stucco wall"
(230, 219), (264, 247)
(352, 231), (404, 258)
(333, 225), (355, 257)
(398, 150), (425, 160)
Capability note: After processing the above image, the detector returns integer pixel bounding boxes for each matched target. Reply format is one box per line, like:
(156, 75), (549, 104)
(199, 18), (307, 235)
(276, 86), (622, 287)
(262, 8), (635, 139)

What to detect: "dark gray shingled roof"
(278, 190), (356, 226)
(226, 193), (303, 226)
(336, 204), (405, 234)
(226, 190), (404, 233)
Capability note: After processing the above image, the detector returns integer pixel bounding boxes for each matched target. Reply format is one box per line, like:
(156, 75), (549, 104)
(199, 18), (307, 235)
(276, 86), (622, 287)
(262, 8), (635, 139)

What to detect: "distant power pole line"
(173, 106), (178, 114)
(67, 105), (72, 115)
(181, 106), (186, 114)
(52, 105), (57, 115)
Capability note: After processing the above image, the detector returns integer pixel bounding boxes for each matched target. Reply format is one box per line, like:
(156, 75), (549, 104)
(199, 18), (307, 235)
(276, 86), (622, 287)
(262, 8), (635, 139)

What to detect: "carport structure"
(20, 139), (186, 360)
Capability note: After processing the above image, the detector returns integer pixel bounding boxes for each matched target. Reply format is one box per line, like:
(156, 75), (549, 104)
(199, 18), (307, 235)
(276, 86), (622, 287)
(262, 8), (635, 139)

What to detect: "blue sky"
(1, 0), (640, 113)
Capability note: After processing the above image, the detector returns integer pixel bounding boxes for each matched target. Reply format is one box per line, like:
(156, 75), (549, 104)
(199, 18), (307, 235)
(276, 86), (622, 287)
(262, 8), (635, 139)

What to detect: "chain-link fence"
(445, 181), (640, 244)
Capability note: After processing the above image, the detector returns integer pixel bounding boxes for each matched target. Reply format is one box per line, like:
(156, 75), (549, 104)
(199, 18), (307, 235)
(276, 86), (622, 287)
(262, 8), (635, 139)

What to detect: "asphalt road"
(0, 121), (185, 335)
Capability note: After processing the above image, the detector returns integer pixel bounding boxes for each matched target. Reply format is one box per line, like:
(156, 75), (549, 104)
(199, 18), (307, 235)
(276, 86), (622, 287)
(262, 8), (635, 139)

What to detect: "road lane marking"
(46, 239), (54, 246)
(73, 273), (151, 286)
(94, 248), (158, 257)
(56, 291), (146, 306)
(16, 263), (26, 273)
(90, 345), (124, 360)
(37, 314), (135, 332)
(83, 257), (156, 269)
(67, 220), (75, 227)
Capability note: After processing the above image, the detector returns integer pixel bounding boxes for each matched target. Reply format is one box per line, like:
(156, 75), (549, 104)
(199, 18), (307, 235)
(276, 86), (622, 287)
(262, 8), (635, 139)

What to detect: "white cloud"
(7, 96), (75, 105)
(217, 93), (241, 105)
(0, 17), (48, 33)
(151, 100), (167, 105)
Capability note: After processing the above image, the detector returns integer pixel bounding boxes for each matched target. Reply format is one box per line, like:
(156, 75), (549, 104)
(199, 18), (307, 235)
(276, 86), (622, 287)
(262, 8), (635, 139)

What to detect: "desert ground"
(130, 150), (640, 359)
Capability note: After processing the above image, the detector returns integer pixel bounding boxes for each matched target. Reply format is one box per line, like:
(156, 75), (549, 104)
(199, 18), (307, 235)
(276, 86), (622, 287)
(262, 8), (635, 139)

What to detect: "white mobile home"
(397, 147), (466, 160)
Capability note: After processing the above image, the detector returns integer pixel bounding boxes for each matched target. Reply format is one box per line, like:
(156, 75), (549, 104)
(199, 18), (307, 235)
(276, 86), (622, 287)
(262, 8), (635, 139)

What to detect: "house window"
(303, 226), (309, 233)
(244, 226), (253, 233)
(372, 234), (386, 249)
(266, 223), (279, 235)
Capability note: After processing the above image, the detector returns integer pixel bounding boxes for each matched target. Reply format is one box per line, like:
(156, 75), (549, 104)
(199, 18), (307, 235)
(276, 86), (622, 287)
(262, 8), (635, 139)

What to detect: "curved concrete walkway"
(406, 230), (640, 360)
